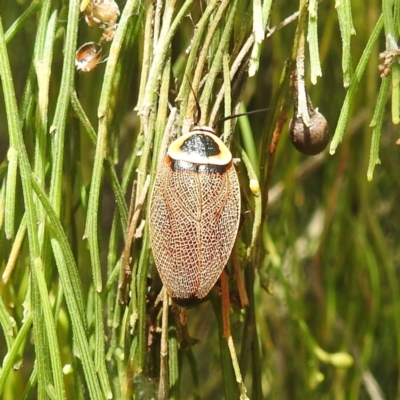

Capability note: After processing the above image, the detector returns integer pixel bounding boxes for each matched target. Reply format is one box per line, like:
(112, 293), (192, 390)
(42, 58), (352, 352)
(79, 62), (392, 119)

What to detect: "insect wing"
(196, 164), (240, 298)
(150, 160), (201, 299)
(149, 158), (240, 301)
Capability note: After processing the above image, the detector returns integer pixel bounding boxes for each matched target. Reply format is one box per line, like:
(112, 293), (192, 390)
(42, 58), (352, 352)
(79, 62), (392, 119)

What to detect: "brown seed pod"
(289, 70), (330, 155)
(75, 42), (102, 72)
(83, 0), (120, 42)
(289, 110), (329, 155)
(83, 0), (119, 27)
(149, 126), (241, 307)
(378, 42), (400, 78)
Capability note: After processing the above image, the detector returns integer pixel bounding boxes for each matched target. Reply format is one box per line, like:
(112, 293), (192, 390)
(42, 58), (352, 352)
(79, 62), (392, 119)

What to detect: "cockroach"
(149, 126), (241, 307)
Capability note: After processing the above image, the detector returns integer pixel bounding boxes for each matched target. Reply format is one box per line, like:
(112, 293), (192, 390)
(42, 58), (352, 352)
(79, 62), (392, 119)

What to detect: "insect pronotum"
(149, 125), (241, 307)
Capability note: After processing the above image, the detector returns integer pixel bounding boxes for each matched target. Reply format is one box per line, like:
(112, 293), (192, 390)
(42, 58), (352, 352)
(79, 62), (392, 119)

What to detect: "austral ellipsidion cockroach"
(149, 126), (241, 307)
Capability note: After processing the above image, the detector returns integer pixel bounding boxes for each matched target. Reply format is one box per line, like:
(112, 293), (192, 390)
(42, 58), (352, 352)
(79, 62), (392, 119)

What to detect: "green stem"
(4, 0), (41, 44)
(199, 0), (239, 124)
(329, 14), (383, 154)
(49, 0), (80, 215)
(31, 178), (104, 399)
(0, 315), (33, 394)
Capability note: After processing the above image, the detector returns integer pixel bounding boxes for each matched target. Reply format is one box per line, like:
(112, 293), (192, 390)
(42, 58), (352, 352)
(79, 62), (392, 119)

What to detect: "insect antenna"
(214, 107), (276, 127)
(214, 106), (276, 143)
(185, 74), (202, 124)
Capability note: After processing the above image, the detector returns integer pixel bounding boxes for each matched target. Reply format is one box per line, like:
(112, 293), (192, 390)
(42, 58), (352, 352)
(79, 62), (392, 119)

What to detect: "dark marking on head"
(180, 134), (221, 157)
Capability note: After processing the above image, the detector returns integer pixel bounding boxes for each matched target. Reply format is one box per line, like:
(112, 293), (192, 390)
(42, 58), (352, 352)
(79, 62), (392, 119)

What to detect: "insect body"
(149, 126), (241, 307)
(75, 42), (102, 72)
